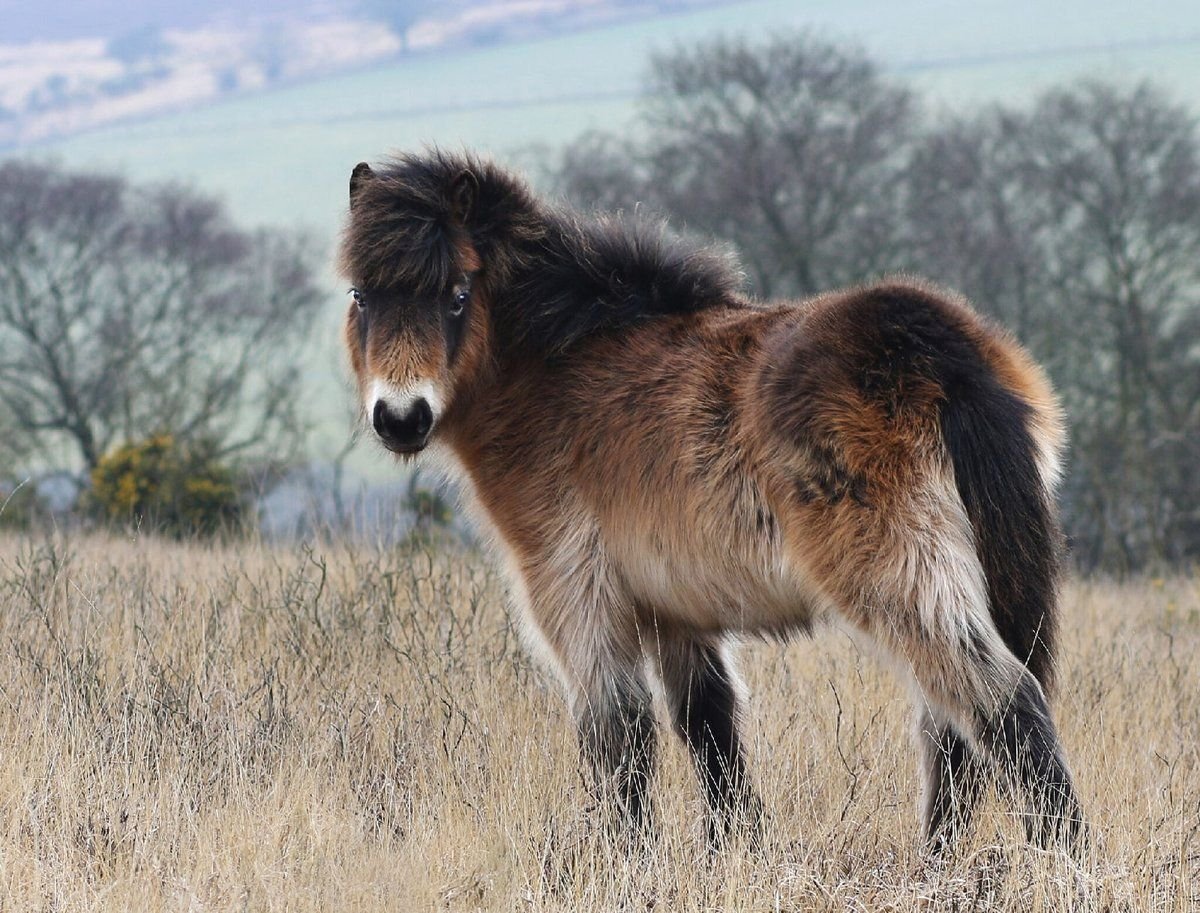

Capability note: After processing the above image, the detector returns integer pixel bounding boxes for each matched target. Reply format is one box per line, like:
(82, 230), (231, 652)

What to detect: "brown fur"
(339, 151), (1083, 851)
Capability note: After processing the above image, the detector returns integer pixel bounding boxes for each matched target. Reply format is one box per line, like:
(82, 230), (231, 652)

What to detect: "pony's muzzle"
(372, 396), (433, 454)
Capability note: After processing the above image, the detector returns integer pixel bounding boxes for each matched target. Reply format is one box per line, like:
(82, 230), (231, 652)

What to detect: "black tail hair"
(868, 284), (1062, 691)
(935, 346), (1061, 693)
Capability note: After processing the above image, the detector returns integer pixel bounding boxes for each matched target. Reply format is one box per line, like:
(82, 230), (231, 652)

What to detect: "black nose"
(372, 397), (433, 452)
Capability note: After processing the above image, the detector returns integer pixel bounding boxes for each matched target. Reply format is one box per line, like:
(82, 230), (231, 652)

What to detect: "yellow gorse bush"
(89, 434), (243, 538)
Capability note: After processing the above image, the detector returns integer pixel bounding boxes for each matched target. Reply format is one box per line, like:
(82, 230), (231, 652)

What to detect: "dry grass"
(0, 531), (1196, 911)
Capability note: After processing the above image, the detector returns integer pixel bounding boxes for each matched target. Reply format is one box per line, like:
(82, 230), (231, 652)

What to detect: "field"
(0, 532), (1196, 910)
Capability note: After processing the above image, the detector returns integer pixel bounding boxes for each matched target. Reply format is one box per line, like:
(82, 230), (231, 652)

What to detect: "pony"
(338, 149), (1084, 851)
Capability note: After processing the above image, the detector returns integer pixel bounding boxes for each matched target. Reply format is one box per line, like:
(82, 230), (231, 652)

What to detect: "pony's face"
(343, 272), (477, 455)
(341, 161), (488, 457)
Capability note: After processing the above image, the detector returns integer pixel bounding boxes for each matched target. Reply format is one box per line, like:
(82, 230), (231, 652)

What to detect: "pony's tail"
(939, 358), (1064, 694)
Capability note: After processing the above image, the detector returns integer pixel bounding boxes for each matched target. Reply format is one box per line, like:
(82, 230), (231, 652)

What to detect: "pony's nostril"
(372, 400), (387, 435)
(412, 398), (433, 436)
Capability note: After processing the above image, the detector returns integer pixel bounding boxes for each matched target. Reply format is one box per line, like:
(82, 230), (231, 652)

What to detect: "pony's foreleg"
(653, 634), (761, 844)
(571, 662), (657, 832)
(525, 563), (657, 833)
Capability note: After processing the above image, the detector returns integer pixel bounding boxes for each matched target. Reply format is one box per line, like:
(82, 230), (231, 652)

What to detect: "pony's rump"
(842, 282), (1064, 688)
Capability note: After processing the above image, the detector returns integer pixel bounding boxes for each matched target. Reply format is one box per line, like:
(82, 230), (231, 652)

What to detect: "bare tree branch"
(0, 161), (324, 475)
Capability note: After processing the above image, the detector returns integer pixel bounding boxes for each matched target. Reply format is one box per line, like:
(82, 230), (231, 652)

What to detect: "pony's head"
(338, 151), (539, 456)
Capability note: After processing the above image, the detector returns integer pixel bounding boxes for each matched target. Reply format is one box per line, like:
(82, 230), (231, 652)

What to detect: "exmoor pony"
(339, 150), (1083, 851)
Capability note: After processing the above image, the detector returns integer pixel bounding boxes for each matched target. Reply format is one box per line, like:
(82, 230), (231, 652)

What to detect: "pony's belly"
(613, 534), (820, 635)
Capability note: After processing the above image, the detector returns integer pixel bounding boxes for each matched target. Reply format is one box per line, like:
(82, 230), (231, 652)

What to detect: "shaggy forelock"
(338, 149), (541, 295)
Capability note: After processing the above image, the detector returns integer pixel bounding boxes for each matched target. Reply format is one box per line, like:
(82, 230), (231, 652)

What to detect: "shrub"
(89, 435), (243, 538)
(0, 479), (47, 530)
(402, 473), (456, 547)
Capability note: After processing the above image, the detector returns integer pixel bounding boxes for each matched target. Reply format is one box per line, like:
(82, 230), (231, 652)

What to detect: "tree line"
(0, 160), (449, 540)
(0, 161), (323, 534)
(549, 32), (1200, 572)
(2, 31), (1197, 568)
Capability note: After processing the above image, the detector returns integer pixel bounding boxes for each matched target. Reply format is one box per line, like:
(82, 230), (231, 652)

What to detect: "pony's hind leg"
(653, 633), (761, 844)
(974, 664), (1084, 849)
(815, 456), (1084, 849)
(916, 704), (990, 851)
(898, 613), (1083, 851)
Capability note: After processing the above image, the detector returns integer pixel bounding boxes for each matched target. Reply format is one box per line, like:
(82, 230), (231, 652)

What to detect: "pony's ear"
(349, 162), (374, 206)
(449, 169), (478, 224)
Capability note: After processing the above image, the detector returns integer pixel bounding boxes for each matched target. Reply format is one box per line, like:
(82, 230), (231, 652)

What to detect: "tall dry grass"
(0, 531), (1196, 911)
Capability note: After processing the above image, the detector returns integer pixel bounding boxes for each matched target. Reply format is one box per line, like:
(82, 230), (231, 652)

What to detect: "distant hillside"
(0, 0), (718, 146)
(11, 0), (1197, 233)
(0, 0), (318, 42)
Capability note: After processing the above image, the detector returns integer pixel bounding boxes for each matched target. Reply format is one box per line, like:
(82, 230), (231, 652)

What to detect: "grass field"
(0, 531), (1197, 911)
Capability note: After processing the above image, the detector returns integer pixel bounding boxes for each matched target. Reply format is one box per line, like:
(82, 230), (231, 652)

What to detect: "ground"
(0, 532), (1196, 911)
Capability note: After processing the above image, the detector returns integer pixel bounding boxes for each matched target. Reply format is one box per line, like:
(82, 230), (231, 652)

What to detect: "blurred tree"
(1019, 82), (1200, 568)
(0, 395), (33, 469)
(903, 111), (1058, 344)
(906, 83), (1200, 569)
(0, 161), (323, 475)
(552, 130), (641, 214)
(553, 32), (918, 297)
(358, 0), (441, 51)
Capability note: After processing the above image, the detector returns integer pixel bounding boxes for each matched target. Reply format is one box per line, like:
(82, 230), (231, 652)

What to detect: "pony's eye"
(449, 289), (469, 317)
(350, 288), (365, 309)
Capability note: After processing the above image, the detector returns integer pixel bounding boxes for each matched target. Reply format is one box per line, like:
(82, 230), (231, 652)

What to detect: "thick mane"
(340, 149), (747, 352)
(502, 208), (747, 354)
